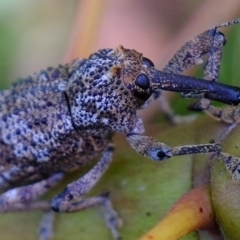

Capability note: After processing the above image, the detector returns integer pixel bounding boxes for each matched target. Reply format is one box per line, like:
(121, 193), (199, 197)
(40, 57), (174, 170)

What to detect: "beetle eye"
(142, 57), (154, 67)
(135, 74), (150, 90)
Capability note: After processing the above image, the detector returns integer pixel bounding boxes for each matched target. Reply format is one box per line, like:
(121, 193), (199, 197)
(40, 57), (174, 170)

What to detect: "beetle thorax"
(66, 46), (145, 135)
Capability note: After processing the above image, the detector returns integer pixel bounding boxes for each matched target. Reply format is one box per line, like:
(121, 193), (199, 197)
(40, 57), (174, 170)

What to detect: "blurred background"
(1, 0), (240, 89)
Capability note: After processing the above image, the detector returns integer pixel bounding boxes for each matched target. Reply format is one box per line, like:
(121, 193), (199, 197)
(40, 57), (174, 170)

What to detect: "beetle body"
(0, 47), (149, 189)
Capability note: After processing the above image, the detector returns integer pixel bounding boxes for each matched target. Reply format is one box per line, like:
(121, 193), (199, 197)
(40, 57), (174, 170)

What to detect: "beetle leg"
(217, 151), (240, 182)
(185, 21), (226, 115)
(51, 144), (122, 240)
(127, 134), (221, 161)
(0, 173), (63, 240)
(155, 24), (227, 123)
(0, 173), (63, 212)
(39, 211), (54, 240)
(187, 19), (240, 122)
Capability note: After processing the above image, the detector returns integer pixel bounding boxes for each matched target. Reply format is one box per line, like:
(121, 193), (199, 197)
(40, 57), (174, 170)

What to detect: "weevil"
(1, 19), (240, 240)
